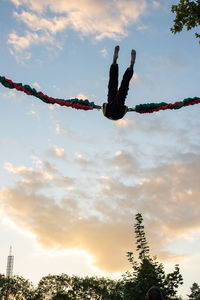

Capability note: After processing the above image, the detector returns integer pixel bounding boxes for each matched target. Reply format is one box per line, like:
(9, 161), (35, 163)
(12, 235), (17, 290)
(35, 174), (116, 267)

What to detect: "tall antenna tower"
(6, 246), (14, 278)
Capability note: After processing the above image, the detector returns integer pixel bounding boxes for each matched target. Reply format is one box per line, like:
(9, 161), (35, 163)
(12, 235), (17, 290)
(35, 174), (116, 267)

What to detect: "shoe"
(113, 45), (120, 62)
(131, 49), (136, 65)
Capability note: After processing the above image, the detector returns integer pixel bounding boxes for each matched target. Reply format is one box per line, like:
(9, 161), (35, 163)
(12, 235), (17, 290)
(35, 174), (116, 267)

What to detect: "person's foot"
(113, 45), (120, 64)
(131, 49), (136, 65)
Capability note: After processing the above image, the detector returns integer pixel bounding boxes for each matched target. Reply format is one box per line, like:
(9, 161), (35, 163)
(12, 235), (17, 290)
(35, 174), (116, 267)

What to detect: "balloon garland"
(0, 76), (97, 111)
(0, 75), (199, 113)
(134, 97), (200, 113)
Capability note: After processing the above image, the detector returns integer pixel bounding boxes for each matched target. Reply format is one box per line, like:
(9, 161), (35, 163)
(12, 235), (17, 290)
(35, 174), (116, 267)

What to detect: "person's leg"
(129, 49), (136, 71)
(118, 49), (136, 105)
(107, 46), (120, 103)
(113, 45), (120, 64)
(118, 68), (133, 105)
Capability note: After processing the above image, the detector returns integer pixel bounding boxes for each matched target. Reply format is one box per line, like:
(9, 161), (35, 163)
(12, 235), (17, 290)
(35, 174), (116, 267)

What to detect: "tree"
(0, 274), (34, 300)
(0, 214), (184, 299)
(170, 0), (200, 43)
(134, 212), (150, 259)
(33, 274), (123, 300)
(52, 293), (70, 300)
(188, 282), (200, 300)
(66, 276), (122, 299)
(122, 213), (183, 300)
(33, 274), (72, 300)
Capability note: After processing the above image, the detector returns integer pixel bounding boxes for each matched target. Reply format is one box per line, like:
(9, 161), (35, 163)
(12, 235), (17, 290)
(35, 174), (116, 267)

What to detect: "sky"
(0, 0), (200, 297)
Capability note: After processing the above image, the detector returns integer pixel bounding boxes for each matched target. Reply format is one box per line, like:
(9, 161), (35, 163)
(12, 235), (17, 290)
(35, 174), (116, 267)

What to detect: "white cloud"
(48, 145), (66, 160)
(3, 159), (58, 189)
(152, 1), (160, 7)
(1, 90), (16, 99)
(56, 124), (61, 134)
(48, 105), (57, 111)
(55, 123), (69, 135)
(8, 30), (57, 53)
(25, 109), (40, 119)
(116, 0), (147, 22)
(32, 82), (41, 90)
(10, 0), (46, 13)
(110, 150), (139, 174)
(76, 93), (89, 100)
(75, 153), (94, 169)
(100, 48), (108, 58)
(14, 11), (69, 34)
(114, 119), (136, 128)
(8, 0), (148, 58)
(10, 0), (21, 6)
(132, 73), (140, 82)
(4, 162), (29, 175)
(137, 24), (148, 31)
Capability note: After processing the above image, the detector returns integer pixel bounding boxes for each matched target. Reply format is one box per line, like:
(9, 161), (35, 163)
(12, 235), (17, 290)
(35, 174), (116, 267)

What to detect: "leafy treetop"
(171, 0), (200, 43)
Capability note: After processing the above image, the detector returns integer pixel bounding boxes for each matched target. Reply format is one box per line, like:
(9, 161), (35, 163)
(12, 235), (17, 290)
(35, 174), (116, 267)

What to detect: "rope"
(0, 75), (199, 113)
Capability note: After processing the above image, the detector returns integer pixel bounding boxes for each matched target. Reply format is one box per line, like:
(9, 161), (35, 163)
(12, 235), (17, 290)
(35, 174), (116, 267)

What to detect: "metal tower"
(6, 246), (14, 278)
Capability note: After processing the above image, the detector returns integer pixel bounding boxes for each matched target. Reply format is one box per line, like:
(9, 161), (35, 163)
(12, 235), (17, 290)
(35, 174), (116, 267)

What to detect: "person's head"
(145, 286), (164, 300)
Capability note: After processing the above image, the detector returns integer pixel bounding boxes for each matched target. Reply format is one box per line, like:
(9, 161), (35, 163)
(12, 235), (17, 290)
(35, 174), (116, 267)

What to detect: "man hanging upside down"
(103, 45), (136, 120)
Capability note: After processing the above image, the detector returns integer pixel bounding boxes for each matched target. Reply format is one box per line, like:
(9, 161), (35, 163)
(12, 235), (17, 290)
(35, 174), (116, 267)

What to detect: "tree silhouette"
(171, 0), (200, 43)
(123, 213), (183, 300)
(188, 282), (200, 300)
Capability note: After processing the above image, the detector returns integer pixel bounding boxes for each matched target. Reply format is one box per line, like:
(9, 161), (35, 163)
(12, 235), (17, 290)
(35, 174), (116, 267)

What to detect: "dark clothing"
(103, 63), (133, 120)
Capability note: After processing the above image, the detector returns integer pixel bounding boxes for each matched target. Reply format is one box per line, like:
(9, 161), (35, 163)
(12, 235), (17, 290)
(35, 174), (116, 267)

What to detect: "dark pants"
(107, 63), (133, 106)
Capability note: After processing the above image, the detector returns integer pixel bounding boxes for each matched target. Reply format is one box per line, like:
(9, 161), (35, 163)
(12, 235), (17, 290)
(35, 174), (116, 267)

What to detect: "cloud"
(132, 73), (140, 82)
(7, 30), (61, 62)
(1, 149), (200, 273)
(96, 154), (200, 257)
(152, 1), (160, 8)
(154, 52), (188, 73)
(4, 162), (30, 175)
(0, 185), (132, 271)
(0, 90), (16, 99)
(8, 0), (148, 58)
(25, 104), (40, 119)
(10, 0), (24, 7)
(114, 118), (136, 129)
(74, 153), (94, 169)
(76, 94), (89, 100)
(48, 145), (66, 160)
(55, 123), (71, 136)
(100, 48), (108, 58)
(3, 157), (74, 191)
(8, 31), (48, 52)
(32, 82), (41, 90)
(4, 160), (54, 189)
(56, 124), (62, 135)
(137, 25), (148, 31)
(14, 11), (69, 34)
(105, 150), (139, 174)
